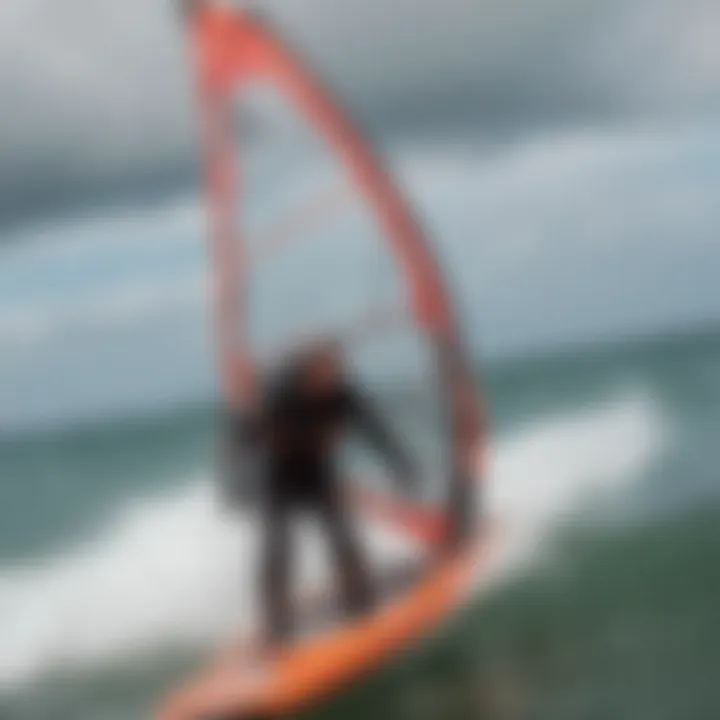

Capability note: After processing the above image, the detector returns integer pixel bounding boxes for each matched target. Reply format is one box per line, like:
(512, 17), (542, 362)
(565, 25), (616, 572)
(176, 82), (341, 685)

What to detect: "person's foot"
(254, 641), (281, 663)
(343, 569), (375, 616)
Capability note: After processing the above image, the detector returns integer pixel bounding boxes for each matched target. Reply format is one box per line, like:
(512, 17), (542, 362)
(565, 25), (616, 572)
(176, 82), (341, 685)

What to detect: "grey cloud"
(269, 0), (720, 125)
(1, 0), (719, 229)
(0, 0), (195, 228)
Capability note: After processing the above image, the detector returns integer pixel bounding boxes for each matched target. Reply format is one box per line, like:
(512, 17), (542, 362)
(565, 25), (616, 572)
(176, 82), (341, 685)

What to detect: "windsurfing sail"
(157, 2), (486, 717)
(186, 0), (481, 541)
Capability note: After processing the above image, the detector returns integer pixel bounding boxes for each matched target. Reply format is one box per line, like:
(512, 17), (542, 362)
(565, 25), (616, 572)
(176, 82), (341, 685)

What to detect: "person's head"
(301, 340), (345, 392)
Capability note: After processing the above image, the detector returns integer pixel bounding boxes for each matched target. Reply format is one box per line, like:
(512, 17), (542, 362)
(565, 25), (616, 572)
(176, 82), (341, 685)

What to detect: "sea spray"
(0, 391), (665, 693)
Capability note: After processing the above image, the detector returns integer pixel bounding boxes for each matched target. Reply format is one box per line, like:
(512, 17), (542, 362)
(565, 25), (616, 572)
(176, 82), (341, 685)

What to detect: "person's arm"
(219, 404), (265, 508)
(233, 405), (265, 445)
(346, 386), (417, 492)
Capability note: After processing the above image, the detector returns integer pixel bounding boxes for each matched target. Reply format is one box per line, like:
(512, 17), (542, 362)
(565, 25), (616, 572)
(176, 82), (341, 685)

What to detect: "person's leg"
(319, 482), (374, 617)
(262, 494), (292, 645)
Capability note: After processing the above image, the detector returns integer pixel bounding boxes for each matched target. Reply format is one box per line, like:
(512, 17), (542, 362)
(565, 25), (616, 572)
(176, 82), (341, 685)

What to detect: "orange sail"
(157, 3), (488, 717)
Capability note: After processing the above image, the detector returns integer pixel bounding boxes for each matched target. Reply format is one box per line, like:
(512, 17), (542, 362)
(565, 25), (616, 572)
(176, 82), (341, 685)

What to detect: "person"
(226, 341), (416, 645)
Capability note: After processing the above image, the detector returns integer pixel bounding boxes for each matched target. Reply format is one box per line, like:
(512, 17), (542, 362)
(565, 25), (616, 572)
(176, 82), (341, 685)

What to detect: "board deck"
(156, 530), (492, 720)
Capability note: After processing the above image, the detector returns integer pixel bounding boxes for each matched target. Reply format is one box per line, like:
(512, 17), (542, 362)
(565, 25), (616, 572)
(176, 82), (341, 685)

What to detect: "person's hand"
(397, 458), (420, 495)
(228, 357), (259, 409)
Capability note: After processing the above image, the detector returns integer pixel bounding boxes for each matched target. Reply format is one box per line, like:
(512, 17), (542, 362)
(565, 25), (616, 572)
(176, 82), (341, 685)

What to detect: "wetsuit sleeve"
(346, 386), (416, 490)
(219, 407), (265, 508)
(234, 407), (265, 445)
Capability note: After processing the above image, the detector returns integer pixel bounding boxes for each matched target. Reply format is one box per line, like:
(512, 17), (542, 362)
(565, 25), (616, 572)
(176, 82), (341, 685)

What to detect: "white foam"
(483, 390), (666, 579)
(0, 391), (666, 692)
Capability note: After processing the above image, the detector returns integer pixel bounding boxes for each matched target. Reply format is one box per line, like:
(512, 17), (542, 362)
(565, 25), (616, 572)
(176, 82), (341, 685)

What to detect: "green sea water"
(1, 327), (719, 719)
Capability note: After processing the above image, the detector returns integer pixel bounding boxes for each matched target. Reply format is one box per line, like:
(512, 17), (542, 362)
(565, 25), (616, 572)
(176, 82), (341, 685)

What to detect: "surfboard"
(157, 526), (492, 720)
(157, 2), (486, 717)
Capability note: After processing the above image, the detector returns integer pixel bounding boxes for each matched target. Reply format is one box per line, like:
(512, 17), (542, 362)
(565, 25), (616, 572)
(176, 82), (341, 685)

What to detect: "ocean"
(2, 325), (719, 719)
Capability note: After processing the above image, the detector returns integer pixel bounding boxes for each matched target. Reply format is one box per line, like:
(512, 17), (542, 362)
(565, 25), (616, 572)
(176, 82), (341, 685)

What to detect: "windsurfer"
(226, 341), (416, 644)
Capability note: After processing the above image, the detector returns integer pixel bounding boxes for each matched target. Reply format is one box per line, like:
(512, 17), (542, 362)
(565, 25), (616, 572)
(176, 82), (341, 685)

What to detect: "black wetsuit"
(228, 369), (412, 643)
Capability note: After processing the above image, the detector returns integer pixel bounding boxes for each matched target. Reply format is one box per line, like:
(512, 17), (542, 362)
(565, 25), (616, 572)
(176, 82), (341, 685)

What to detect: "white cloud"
(2, 124), (718, 360)
(1, 0), (720, 225)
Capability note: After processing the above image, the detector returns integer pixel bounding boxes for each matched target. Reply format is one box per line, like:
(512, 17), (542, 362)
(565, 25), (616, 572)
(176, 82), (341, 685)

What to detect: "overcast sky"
(1, 0), (720, 428)
(1, 0), (719, 228)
